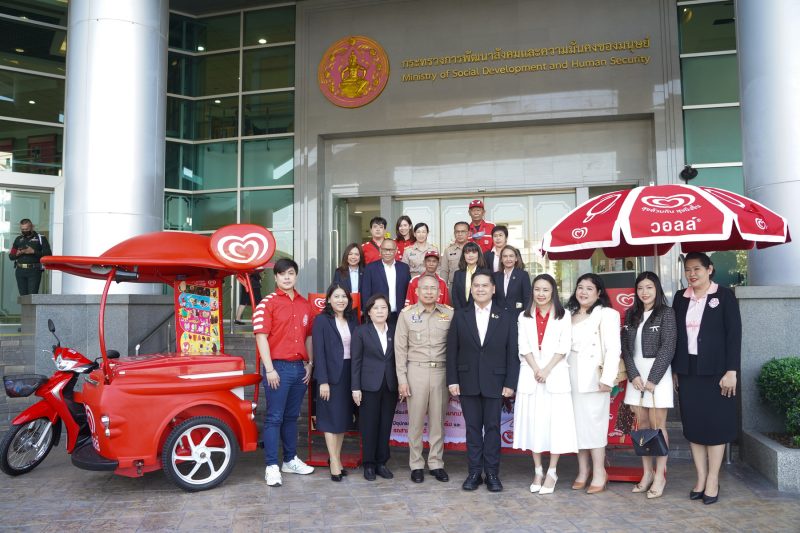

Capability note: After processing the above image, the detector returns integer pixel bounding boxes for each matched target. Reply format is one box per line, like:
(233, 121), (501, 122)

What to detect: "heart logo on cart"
(616, 293), (635, 307)
(571, 227), (589, 240)
(755, 218), (768, 230)
(641, 194), (695, 209)
(211, 225), (276, 269)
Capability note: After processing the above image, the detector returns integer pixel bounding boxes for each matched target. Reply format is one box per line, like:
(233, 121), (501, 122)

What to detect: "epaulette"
(439, 304), (454, 310)
(400, 305), (417, 313)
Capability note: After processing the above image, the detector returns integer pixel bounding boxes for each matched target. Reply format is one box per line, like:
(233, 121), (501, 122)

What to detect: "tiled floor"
(1, 446), (798, 532)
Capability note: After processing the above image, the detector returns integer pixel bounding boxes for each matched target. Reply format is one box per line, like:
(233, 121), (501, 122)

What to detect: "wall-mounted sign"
(318, 35), (389, 108)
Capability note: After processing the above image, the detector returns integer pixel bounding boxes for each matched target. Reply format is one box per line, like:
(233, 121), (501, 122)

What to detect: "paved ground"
(1, 445), (798, 532)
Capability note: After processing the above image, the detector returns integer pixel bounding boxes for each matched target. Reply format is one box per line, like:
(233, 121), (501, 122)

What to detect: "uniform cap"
(469, 199), (484, 209)
(424, 250), (440, 259)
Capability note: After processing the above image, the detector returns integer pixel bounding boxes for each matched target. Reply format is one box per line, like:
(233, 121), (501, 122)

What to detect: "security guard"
(440, 221), (470, 289)
(395, 274), (454, 484)
(9, 218), (51, 296)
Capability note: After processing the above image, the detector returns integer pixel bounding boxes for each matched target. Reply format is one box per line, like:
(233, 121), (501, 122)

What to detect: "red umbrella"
(541, 183), (791, 259)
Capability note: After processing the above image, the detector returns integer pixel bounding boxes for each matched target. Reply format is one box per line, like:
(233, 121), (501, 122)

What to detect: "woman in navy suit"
(451, 241), (487, 310)
(332, 243), (364, 294)
(672, 252), (741, 505)
(351, 294), (398, 481)
(312, 283), (358, 481)
(493, 245), (531, 314)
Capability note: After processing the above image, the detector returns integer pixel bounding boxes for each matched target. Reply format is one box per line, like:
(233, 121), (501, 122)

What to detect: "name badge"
(410, 313), (422, 323)
(515, 302), (523, 309)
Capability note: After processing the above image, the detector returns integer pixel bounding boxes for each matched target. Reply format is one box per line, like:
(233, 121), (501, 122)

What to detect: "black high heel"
(689, 490), (704, 500)
(330, 473), (343, 482)
(702, 486), (719, 505)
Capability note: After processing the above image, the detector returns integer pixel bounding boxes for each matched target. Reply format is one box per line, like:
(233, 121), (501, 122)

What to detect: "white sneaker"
(281, 456), (314, 475)
(265, 465), (282, 486)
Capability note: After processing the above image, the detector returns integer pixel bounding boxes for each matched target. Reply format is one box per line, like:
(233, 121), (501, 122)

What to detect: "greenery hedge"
(757, 357), (800, 446)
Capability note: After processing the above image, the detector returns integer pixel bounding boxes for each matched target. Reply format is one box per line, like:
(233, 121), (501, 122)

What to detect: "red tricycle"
(1, 224), (273, 491)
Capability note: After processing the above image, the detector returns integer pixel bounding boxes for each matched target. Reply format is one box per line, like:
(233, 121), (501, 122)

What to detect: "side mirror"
(107, 350), (121, 360)
(47, 319), (55, 333)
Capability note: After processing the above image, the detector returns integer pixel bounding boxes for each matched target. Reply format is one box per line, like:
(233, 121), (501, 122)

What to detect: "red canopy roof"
(42, 231), (267, 283)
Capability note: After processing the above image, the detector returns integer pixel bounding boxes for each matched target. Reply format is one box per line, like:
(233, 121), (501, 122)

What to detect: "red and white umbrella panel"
(541, 184), (790, 260)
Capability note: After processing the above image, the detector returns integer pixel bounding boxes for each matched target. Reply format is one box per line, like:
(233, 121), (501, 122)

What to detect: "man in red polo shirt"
(467, 200), (494, 253)
(362, 216), (388, 264)
(254, 258), (315, 486)
(405, 250), (450, 307)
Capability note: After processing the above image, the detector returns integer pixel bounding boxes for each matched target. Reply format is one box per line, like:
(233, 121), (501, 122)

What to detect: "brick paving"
(1, 444), (798, 532)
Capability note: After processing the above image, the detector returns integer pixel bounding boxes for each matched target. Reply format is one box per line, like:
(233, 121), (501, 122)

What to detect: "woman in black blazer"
(492, 245), (531, 314)
(312, 283), (358, 481)
(672, 252), (741, 505)
(451, 241), (487, 310)
(332, 243), (364, 294)
(351, 293), (398, 481)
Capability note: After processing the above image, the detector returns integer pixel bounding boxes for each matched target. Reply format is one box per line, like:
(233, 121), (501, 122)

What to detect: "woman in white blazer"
(513, 274), (578, 495)
(566, 273), (621, 494)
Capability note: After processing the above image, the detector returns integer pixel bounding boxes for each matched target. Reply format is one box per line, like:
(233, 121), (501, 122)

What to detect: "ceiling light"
(197, 45), (205, 51)
(15, 48), (24, 53)
(214, 99), (221, 104)
(28, 100), (36, 104)
(353, 211), (363, 214)
(258, 38), (267, 44)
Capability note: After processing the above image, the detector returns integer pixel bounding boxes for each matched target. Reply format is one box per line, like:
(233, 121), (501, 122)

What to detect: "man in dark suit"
(446, 269), (518, 492)
(361, 239), (411, 325)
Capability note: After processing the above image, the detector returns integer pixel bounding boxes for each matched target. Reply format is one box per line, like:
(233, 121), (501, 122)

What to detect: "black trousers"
(359, 378), (397, 467)
(459, 394), (502, 475)
(15, 267), (42, 296)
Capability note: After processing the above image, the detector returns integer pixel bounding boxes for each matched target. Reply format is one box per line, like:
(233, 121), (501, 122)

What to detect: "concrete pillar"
(736, 0), (800, 286)
(63, 0), (168, 294)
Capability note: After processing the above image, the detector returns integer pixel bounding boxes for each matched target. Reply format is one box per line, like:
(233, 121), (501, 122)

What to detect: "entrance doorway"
(0, 188), (52, 325)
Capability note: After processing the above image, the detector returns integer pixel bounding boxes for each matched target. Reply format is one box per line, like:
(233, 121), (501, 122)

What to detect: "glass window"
(681, 55), (739, 105)
(240, 189), (293, 229)
(0, 119), (62, 175)
(679, 3), (736, 54)
(164, 192), (192, 231)
(192, 191), (237, 230)
(241, 138), (294, 187)
(0, 70), (64, 123)
(168, 52), (239, 97)
(165, 141), (237, 191)
(244, 7), (295, 46)
(168, 13), (240, 52)
(0, 1), (67, 25)
(166, 96), (238, 141)
(690, 166), (744, 195)
(242, 91), (294, 136)
(709, 250), (747, 287)
(243, 45), (294, 91)
(260, 230), (294, 294)
(684, 107), (742, 164)
(0, 19), (67, 75)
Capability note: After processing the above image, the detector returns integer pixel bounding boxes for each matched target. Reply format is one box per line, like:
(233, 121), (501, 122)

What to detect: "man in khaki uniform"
(395, 274), (454, 483)
(440, 221), (470, 289)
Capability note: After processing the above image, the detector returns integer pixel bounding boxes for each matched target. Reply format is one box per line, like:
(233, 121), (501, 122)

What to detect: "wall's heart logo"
(641, 194), (695, 209)
(313, 297), (327, 310)
(210, 224), (276, 270)
(616, 293), (635, 307)
(571, 227), (589, 240)
(755, 218), (768, 230)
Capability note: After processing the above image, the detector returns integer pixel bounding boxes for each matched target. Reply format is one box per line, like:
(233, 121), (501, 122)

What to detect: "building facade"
(0, 0), (788, 321)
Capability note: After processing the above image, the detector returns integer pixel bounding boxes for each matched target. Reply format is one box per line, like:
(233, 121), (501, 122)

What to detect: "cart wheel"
(0, 418), (56, 476)
(161, 416), (238, 492)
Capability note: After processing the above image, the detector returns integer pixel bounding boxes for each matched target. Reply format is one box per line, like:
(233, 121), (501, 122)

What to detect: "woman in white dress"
(621, 271), (677, 499)
(566, 273), (621, 494)
(513, 274), (577, 494)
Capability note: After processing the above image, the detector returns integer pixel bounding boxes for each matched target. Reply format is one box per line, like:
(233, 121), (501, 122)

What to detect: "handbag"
(596, 317), (627, 386)
(630, 392), (669, 456)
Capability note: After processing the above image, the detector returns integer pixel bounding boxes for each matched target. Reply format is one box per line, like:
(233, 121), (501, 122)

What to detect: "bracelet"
(266, 369), (276, 374)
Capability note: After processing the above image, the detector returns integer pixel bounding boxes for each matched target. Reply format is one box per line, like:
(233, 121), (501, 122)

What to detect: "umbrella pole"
(653, 244), (660, 278)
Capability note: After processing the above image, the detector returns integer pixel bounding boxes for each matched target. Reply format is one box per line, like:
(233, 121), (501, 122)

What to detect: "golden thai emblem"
(318, 35), (389, 108)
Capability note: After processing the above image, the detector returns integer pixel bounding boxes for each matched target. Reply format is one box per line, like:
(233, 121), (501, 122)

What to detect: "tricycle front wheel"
(0, 418), (56, 476)
(162, 416), (238, 492)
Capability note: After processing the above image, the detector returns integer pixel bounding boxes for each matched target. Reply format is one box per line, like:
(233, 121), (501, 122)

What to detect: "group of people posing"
(252, 200), (741, 505)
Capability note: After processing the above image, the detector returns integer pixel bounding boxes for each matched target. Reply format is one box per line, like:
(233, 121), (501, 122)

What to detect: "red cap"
(424, 250), (440, 260)
(469, 199), (484, 209)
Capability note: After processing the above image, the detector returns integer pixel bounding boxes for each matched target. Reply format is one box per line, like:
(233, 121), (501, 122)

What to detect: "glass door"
(0, 188), (52, 325)
(328, 195), (380, 285)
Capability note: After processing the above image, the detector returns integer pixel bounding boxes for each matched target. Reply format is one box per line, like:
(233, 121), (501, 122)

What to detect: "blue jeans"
(263, 360), (307, 466)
